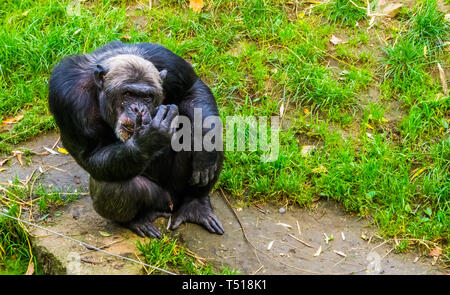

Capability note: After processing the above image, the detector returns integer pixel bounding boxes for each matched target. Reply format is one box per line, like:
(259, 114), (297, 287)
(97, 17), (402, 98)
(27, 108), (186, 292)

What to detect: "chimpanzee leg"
(169, 151), (224, 235)
(89, 176), (172, 238)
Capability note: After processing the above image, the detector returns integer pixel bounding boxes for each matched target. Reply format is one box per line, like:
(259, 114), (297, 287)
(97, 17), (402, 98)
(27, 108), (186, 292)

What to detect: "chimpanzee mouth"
(117, 122), (134, 142)
(121, 124), (134, 134)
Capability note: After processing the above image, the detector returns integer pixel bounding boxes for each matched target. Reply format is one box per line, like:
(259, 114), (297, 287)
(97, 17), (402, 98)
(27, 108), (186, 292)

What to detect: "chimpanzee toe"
(202, 213), (224, 235)
(170, 206), (224, 235)
(125, 218), (162, 239)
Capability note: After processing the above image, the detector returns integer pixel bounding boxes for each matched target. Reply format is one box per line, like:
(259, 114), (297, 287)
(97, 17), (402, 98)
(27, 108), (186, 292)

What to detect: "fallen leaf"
(276, 222), (293, 229)
(333, 250), (347, 257)
(16, 153), (23, 166)
(313, 245), (322, 257)
(312, 165), (327, 174)
(2, 114), (23, 126)
(279, 103), (285, 118)
(431, 256), (438, 266)
(413, 257), (419, 263)
(43, 147), (59, 155)
(429, 246), (442, 257)
(303, 108), (310, 115)
(25, 262), (35, 275)
(99, 231), (112, 237)
(410, 167), (427, 182)
(267, 240), (275, 251)
(341, 232), (346, 241)
(365, 123), (374, 129)
(58, 147), (69, 154)
(121, 35), (132, 40)
(189, 0), (204, 13)
(437, 63), (448, 95)
(0, 158), (9, 167)
(423, 45), (427, 57)
(73, 28), (82, 36)
(0, 168), (6, 172)
(330, 35), (345, 45)
(361, 233), (368, 240)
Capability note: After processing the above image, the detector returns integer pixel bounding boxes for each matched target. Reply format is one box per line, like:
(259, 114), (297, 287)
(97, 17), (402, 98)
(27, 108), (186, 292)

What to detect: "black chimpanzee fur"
(48, 41), (224, 238)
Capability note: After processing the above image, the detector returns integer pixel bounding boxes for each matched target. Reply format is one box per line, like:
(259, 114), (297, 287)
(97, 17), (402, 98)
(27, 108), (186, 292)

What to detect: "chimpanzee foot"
(170, 199), (224, 235)
(123, 211), (170, 238)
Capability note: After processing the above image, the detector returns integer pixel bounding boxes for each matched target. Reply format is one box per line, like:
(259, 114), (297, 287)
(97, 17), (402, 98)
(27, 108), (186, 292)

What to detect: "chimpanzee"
(48, 41), (224, 238)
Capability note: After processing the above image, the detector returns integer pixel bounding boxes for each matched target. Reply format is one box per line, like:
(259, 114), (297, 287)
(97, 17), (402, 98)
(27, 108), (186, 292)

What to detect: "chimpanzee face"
(93, 54), (167, 141)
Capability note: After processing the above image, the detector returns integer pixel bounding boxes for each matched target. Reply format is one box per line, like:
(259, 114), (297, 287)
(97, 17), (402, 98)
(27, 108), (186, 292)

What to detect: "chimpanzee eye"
(124, 91), (132, 97)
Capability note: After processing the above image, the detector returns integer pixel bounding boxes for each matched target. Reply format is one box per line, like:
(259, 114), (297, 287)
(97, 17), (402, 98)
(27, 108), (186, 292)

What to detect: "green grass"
(137, 236), (239, 275)
(323, 0), (367, 26)
(0, 205), (36, 274)
(407, 0), (449, 56)
(0, 0), (448, 272)
(0, 176), (82, 274)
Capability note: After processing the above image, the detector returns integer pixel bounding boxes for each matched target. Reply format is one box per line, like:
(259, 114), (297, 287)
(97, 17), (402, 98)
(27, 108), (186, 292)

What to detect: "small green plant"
(326, 0), (367, 26)
(34, 185), (81, 213)
(363, 103), (385, 125)
(0, 205), (37, 274)
(407, 0), (449, 55)
(383, 39), (432, 102)
(137, 236), (239, 275)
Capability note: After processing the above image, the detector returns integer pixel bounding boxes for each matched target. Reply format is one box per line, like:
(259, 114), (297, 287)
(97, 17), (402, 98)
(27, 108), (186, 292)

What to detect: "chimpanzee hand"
(189, 151), (218, 187)
(131, 104), (178, 155)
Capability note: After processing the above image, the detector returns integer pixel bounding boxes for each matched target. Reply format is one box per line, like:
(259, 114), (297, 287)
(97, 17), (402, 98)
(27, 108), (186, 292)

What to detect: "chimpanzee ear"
(93, 64), (108, 89)
(159, 69), (167, 81)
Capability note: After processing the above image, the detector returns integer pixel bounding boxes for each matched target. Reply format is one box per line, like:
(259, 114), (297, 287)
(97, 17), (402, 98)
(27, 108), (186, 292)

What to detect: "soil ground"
(1, 132), (445, 275)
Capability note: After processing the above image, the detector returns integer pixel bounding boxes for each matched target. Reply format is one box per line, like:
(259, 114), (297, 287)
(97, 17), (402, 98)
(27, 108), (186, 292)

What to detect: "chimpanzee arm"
(80, 141), (150, 182)
(179, 79), (221, 186)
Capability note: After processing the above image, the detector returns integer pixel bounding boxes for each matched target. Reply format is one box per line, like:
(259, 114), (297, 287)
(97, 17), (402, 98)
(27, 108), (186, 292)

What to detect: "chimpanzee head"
(93, 54), (167, 141)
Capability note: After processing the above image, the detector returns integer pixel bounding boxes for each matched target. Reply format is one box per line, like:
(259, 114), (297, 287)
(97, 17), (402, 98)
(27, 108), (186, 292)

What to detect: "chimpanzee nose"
(130, 103), (147, 115)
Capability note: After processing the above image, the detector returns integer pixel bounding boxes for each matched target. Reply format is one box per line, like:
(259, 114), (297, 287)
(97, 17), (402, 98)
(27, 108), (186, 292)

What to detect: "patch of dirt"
(0, 133), (446, 274)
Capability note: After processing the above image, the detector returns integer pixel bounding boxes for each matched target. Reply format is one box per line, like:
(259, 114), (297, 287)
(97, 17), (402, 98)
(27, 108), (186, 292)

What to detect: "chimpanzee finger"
(208, 165), (216, 182)
(130, 225), (145, 238)
(151, 105), (169, 128)
(208, 217), (224, 235)
(201, 217), (216, 233)
(189, 170), (200, 185)
(144, 224), (161, 239)
(162, 105), (178, 132)
(199, 171), (209, 186)
(134, 112), (143, 132)
(210, 214), (224, 234)
(163, 105), (178, 123)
